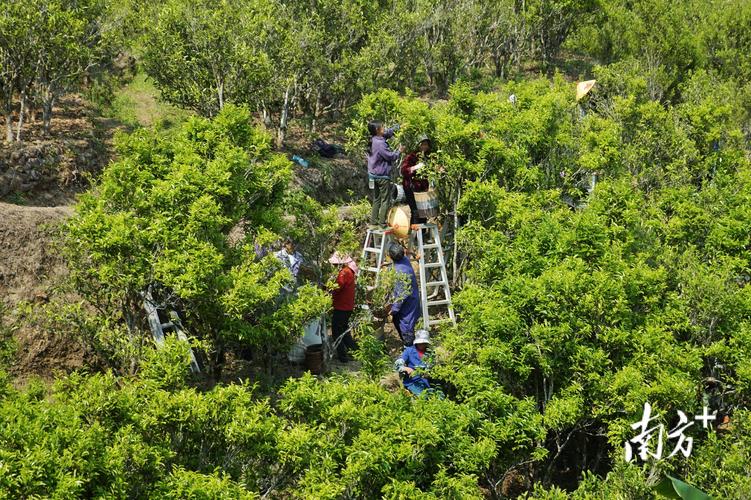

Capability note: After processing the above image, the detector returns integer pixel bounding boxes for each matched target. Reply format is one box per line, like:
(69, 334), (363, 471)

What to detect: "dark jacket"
(367, 128), (399, 178)
(401, 152), (430, 192)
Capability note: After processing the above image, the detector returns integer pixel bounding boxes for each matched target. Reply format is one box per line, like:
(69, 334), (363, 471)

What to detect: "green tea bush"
(0, 370), (496, 498)
(346, 69), (751, 494)
(61, 105), (331, 372)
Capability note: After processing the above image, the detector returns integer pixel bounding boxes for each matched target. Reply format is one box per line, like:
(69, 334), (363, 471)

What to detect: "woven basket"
(414, 190), (439, 218)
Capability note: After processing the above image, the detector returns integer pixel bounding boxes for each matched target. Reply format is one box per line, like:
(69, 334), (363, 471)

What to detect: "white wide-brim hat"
(414, 330), (431, 345)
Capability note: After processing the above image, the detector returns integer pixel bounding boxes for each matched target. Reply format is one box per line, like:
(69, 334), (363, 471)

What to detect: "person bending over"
(387, 243), (421, 346)
(396, 330), (434, 396)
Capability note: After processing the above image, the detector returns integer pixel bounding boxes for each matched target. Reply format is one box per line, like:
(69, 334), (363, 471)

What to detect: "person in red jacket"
(329, 252), (358, 362)
(401, 135), (432, 225)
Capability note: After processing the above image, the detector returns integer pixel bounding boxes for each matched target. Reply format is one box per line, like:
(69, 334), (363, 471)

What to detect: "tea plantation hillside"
(1, 0), (751, 497)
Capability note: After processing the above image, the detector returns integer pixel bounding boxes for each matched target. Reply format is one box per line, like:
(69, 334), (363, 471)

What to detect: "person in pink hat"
(329, 252), (358, 362)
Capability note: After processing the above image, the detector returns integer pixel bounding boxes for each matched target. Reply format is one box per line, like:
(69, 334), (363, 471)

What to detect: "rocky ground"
(0, 95), (117, 207)
(0, 95), (118, 382)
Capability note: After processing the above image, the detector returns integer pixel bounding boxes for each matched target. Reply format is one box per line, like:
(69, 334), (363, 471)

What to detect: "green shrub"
(61, 105), (330, 372)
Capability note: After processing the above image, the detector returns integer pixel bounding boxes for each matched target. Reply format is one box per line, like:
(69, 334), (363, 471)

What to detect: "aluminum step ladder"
(142, 289), (201, 373)
(411, 223), (456, 330)
(359, 227), (393, 287)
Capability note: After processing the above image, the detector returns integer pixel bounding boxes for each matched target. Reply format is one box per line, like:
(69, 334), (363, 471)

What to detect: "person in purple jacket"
(387, 243), (421, 346)
(367, 120), (404, 228)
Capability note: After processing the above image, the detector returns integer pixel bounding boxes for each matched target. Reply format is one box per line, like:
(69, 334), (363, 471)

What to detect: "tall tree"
(0, 1), (37, 142)
(527, 0), (596, 73)
(141, 0), (274, 117)
(33, 0), (112, 136)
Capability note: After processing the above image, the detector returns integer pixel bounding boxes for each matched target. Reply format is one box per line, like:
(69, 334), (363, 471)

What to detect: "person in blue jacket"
(387, 243), (421, 346)
(367, 120), (404, 228)
(396, 330), (433, 396)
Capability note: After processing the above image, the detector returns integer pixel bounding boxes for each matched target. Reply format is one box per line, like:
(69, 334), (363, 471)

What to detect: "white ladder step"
(142, 290), (200, 373)
(364, 247), (382, 253)
(364, 267), (380, 273)
(426, 281), (449, 288)
(410, 223), (456, 328)
(431, 317), (455, 324)
(427, 299), (451, 306)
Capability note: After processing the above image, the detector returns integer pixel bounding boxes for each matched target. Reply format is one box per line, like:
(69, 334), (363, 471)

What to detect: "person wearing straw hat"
(576, 79), (596, 101)
(329, 252), (358, 362)
(575, 80), (599, 197)
(576, 79), (596, 120)
(396, 329), (433, 396)
(400, 134), (432, 225)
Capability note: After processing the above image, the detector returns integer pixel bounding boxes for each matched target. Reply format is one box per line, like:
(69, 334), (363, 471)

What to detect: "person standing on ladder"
(387, 243), (421, 346)
(329, 252), (358, 362)
(367, 120), (404, 229)
(401, 135), (431, 225)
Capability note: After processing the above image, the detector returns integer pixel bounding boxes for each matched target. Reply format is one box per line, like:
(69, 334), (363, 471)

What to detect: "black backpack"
(312, 138), (340, 158)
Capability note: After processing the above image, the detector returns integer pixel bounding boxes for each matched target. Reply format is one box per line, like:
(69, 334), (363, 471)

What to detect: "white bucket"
(359, 304), (373, 322)
(288, 317), (323, 363)
(393, 183), (405, 203)
(287, 341), (306, 363)
(302, 317), (322, 346)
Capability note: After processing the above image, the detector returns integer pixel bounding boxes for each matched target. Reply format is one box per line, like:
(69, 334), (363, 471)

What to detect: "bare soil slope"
(0, 202), (70, 303)
(0, 202), (85, 380)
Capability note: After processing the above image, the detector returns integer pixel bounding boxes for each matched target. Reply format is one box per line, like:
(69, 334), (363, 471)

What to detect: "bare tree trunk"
(493, 53), (503, 78)
(261, 101), (271, 127)
(15, 92), (25, 142)
(453, 183), (461, 286)
(311, 93), (321, 133)
(4, 107), (12, 143)
(42, 95), (54, 136)
(277, 82), (291, 147)
(217, 80), (225, 110)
